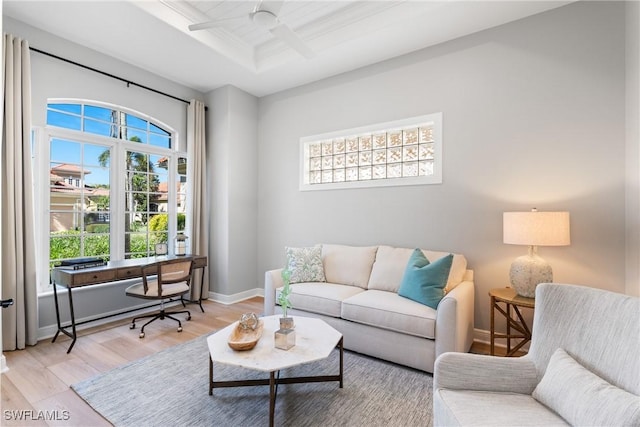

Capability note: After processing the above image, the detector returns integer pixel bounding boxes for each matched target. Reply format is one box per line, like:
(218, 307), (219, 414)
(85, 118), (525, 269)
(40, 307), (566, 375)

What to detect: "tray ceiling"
(3, 1), (573, 97)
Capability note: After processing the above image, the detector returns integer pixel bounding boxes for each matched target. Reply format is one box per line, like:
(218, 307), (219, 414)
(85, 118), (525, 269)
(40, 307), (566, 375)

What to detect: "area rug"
(72, 335), (433, 427)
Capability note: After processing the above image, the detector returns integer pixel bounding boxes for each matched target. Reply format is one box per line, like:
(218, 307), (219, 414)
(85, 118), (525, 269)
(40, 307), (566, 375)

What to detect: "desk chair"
(125, 258), (194, 338)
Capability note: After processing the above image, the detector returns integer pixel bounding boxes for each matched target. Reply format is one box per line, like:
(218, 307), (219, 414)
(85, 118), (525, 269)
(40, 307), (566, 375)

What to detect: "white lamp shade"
(503, 211), (570, 246)
(503, 210), (570, 297)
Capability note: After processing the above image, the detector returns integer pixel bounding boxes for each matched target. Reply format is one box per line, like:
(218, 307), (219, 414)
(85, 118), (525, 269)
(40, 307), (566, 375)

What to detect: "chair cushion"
(532, 348), (640, 427)
(277, 283), (364, 318)
(436, 389), (568, 426)
(367, 245), (467, 292)
(341, 290), (437, 339)
(125, 280), (190, 298)
(285, 245), (326, 283)
(322, 244), (377, 289)
(397, 249), (452, 309)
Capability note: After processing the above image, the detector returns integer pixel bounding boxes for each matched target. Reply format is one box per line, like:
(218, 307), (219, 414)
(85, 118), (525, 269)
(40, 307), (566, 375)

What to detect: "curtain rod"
(30, 46), (195, 106)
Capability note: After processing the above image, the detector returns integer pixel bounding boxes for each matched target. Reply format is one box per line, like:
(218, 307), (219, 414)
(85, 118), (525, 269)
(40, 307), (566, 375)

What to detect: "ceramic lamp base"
(509, 252), (553, 298)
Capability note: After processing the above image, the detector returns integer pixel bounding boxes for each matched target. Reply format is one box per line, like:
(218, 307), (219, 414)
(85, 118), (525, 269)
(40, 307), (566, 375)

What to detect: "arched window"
(35, 100), (189, 292)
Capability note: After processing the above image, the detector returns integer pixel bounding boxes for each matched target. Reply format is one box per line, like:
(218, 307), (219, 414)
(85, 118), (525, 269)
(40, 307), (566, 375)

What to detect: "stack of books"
(58, 257), (107, 270)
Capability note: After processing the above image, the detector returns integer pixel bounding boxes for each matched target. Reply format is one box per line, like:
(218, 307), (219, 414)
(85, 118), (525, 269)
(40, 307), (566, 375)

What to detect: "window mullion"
(167, 156), (176, 255)
(111, 144), (125, 260)
(36, 128), (51, 292)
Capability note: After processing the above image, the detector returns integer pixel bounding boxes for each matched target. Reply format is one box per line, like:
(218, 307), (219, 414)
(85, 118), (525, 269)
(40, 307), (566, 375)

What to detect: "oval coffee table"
(207, 315), (344, 427)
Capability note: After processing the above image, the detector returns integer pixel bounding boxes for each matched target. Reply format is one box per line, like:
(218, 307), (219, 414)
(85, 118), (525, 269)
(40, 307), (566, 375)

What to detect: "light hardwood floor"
(1, 297), (504, 427)
(1, 297), (264, 427)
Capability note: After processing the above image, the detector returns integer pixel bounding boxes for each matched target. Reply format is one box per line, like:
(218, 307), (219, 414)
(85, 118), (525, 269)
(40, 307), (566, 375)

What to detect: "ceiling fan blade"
(270, 24), (315, 59)
(188, 15), (247, 32)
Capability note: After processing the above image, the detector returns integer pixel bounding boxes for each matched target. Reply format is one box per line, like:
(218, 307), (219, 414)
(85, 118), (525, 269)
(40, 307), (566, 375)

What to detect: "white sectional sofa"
(264, 244), (474, 373)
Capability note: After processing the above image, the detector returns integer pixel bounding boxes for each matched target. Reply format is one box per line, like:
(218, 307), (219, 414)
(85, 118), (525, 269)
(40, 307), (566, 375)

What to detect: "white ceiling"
(3, 1), (573, 97)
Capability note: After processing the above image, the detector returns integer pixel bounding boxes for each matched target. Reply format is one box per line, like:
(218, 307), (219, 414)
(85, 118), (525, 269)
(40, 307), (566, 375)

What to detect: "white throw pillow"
(321, 244), (377, 289)
(532, 348), (640, 427)
(285, 246), (326, 284)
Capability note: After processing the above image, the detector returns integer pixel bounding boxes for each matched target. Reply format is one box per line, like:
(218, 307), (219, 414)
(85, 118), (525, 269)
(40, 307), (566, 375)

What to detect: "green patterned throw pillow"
(285, 246), (326, 284)
(398, 249), (453, 309)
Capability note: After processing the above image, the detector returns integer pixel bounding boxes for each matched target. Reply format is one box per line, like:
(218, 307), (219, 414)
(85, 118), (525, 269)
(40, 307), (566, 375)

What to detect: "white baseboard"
(207, 288), (264, 306)
(474, 328), (491, 345)
(1, 354), (8, 373)
(473, 327), (530, 351)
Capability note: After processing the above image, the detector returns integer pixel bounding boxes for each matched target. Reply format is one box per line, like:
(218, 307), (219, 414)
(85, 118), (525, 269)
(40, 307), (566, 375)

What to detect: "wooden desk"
(51, 254), (207, 353)
(489, 287), (535, 357)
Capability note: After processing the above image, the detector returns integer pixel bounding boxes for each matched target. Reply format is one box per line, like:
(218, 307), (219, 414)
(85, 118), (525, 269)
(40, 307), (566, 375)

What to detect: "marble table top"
(207, 315), (342, 372)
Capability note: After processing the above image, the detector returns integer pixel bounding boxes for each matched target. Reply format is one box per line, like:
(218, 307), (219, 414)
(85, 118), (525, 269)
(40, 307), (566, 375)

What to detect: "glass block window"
(300, 113), (442, 191)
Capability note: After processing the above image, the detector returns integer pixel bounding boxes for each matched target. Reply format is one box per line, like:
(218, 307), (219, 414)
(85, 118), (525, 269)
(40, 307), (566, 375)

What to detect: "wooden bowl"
(227, 319), (264, 351)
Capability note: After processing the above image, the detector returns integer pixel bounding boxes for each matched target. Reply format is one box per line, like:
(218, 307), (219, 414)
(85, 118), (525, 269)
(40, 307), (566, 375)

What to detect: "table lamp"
(503, 209), (570, 298)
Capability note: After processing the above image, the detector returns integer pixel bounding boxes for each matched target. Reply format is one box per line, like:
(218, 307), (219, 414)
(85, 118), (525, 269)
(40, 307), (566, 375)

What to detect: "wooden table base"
(489, 288), (535, 357)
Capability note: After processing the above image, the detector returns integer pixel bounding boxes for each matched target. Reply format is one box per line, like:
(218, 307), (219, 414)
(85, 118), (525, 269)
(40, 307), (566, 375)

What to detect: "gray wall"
(5, 17), (201, 140)
(3, 17), (205, 334)
(4, 1), (637, 338)
(257, 1), (629, 331)
(205, 85), (259, 300)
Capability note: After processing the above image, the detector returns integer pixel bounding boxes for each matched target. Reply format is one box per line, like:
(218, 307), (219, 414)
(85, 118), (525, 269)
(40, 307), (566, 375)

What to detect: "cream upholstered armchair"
(433, 283), (640, 426)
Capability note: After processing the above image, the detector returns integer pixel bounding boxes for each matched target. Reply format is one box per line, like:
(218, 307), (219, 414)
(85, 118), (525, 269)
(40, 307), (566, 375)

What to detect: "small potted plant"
(277, 268), (294, 330)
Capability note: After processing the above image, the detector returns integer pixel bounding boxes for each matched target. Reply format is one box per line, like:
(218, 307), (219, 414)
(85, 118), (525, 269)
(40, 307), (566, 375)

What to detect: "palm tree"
(98, 136), (159, 254)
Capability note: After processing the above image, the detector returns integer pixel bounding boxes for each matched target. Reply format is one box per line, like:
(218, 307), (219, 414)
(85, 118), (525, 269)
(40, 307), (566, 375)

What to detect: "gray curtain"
(2, 34), (38, 350)
(187, 99), (208, 301)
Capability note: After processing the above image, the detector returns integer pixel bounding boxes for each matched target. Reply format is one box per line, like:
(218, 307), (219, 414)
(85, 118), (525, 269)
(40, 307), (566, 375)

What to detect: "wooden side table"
(489, 287), (535, 357)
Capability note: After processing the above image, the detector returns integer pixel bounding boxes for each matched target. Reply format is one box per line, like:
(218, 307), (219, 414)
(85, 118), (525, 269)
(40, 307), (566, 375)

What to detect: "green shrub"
(50, 231), (109, 260)
(149, 214), (168, 232)
(50, 233), (81, 260)
(86, 224), (110, 233)
(150, 213), (186, 230)
(84, 235), (110, 258)
(129, 234), (149, 253)
(51, 212), (186, 261)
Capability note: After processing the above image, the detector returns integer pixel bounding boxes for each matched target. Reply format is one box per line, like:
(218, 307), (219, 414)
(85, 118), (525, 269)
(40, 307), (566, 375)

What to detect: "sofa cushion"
(341, 290), (437, 339)
(277, 283), (364, 318)
(367, 245), (467, 292)
(398, 249), (452, 309)
(285, 245), (326, 283)
(532, 348), (640, 427)
(435, 389), (568, 426)
(322, 244), (378, 289)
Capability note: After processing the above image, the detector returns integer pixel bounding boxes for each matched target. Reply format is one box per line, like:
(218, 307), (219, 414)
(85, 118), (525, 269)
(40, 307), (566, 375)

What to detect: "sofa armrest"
(435, 279), (474, 358)
(264, 268), (283, 315)
(434, 352), (538, 394)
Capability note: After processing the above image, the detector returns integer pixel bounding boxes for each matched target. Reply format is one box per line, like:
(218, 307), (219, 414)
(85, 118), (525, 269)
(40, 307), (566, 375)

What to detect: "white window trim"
(299, 113), (443, 191)
(35, 102), (186, 294)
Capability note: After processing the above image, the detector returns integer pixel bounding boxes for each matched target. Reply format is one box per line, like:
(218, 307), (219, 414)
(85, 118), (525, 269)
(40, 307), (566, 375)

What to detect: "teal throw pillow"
(398, 249), (453, 309)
